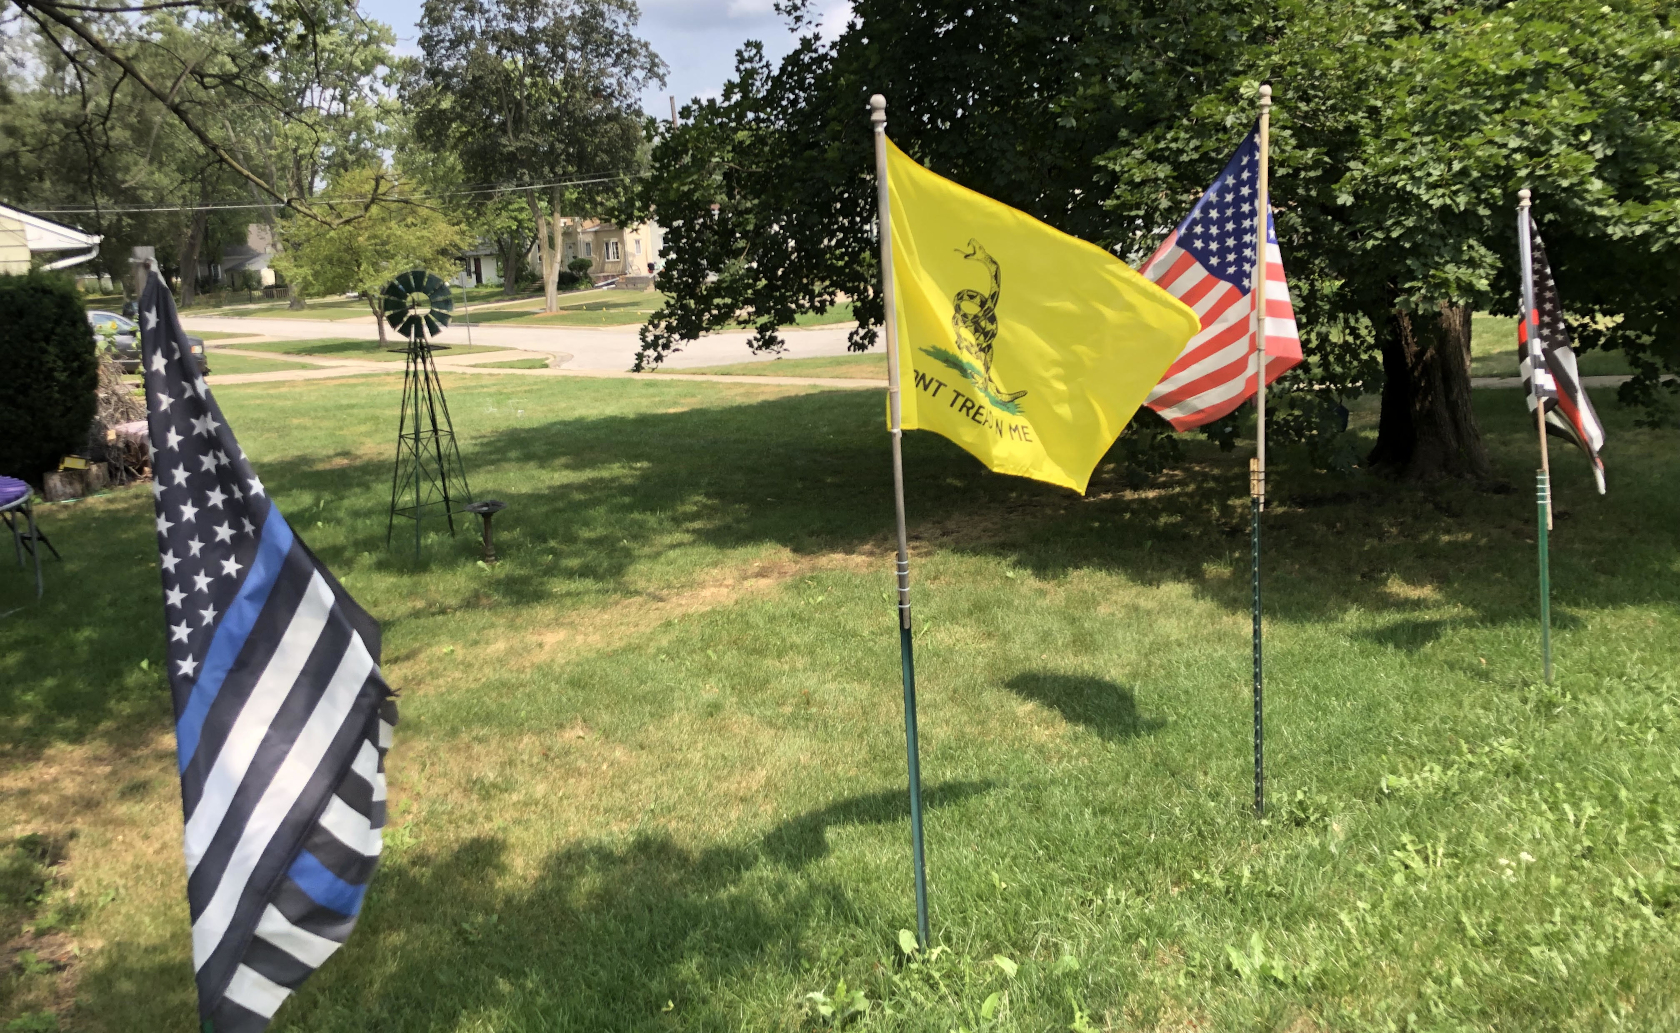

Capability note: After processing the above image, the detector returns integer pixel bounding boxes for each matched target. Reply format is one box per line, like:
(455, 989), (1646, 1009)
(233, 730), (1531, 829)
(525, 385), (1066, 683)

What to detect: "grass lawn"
(471, 357), (552, 369)
(2, 373), (1677, 1032)
(212, 299), (377, 320)
(204, 353), (315, 375)
(668, 352), (888, 379)
(1470, 315), (1634, 378)
(232, 338), (510, 362)
(191, 331), (263, 342)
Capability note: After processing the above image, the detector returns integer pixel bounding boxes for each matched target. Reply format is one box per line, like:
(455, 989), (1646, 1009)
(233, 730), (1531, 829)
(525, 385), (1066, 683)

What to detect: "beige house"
(559, 220), (663, 281)
(0, 203), (102, 275)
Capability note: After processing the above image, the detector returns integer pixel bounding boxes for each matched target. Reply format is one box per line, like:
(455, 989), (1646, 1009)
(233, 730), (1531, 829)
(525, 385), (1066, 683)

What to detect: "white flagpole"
(1249, 84), (1272, 820)
(1518, 189), (1553, 531)
(1254, 84), (1272, 500)
(1518, 188), (1554, 684)
(870, 93), (931, 948)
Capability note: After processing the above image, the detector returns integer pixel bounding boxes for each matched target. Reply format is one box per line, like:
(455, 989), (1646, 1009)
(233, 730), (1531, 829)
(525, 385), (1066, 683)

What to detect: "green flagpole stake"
(873, 92), (931, 948)
(899, 589), (930, 946)
(1537, 470), (1552, 684)
(1250, 460), (1264, 820)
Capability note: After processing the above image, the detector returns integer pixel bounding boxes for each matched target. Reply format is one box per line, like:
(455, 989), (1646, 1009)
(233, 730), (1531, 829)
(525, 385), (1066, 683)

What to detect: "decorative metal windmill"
(383, 269), (473, 555)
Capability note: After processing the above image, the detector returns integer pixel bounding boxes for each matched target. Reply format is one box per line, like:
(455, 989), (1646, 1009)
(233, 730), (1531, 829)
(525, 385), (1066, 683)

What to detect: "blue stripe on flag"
(176, 507), (296, 772)
(288, 849), (367, 916)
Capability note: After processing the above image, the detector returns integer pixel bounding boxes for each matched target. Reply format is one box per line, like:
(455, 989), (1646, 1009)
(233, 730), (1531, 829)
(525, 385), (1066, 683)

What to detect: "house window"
(565, 243), (576, 259)
(583, 241), (592, 258)
(606, 240), (621, 262)
(633, 238), (642, 255)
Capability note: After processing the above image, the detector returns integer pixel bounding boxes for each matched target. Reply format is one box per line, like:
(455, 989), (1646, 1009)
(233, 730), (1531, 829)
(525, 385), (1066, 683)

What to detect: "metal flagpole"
(871, 93), (931, 947)
(1249, 84), (1272, 820)
(1517, 188), (1554, 683)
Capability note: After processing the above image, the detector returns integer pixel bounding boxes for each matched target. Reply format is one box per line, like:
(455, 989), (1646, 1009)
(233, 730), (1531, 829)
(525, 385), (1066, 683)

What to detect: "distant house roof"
(0, 203), (101, 252)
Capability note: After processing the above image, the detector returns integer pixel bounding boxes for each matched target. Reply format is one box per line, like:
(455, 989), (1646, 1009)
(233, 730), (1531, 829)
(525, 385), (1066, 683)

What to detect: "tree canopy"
(633, 0), (1680, 473)
(408, 0), (665, 312)
(1, 0), (399, 291)
(270, 165), (469, 341)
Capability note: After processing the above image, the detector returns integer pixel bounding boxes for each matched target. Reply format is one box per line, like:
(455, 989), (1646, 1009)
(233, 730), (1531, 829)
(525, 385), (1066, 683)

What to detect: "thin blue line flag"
(138, 270), (397, 1032)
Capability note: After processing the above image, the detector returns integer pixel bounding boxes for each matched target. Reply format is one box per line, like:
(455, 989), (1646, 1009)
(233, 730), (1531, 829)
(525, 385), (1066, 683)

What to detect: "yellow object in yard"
(884, 139), (1199, 493)
(59, 456), (89, 470)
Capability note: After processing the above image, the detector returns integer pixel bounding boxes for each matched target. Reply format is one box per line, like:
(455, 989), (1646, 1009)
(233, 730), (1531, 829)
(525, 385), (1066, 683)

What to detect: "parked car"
(87, 310), (209, 374)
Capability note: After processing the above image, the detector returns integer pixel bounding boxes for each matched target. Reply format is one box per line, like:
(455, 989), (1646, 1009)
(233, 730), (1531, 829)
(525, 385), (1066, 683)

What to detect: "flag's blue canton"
(139, 272), (395, 1033)
(1173, 129), (1277, 291)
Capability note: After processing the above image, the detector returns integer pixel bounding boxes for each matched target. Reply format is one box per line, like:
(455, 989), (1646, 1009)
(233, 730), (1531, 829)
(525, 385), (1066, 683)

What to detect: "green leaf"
(897, 928), (919, 956)
(992, 954), (1018, 978)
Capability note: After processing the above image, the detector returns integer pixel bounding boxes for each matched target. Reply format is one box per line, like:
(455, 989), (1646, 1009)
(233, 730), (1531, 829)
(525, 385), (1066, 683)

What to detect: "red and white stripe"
(1139, 231), (1302, 430)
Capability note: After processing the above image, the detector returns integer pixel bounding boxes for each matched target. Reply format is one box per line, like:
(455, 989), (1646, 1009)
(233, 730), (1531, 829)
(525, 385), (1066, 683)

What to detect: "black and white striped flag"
(137, 269), (396, 1032)
(1519, 228), (1607, 494)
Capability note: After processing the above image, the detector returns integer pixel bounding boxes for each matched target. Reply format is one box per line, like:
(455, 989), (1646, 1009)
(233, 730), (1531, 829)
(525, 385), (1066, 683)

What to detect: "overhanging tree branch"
(14, 0), (380, 227)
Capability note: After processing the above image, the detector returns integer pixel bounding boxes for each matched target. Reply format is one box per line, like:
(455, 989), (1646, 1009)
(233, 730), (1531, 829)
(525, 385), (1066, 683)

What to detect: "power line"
(29, 172), (646, 215)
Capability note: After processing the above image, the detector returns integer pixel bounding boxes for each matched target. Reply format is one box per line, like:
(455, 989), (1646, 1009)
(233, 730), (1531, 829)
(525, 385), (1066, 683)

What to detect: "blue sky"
(355, 0), (853, 115)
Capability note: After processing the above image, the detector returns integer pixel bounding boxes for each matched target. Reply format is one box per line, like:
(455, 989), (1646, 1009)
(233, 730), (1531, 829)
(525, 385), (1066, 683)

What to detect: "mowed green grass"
(233, 338), (510, 362)
(205, 352), (315, 375)
(2, 373), (1678, 1032)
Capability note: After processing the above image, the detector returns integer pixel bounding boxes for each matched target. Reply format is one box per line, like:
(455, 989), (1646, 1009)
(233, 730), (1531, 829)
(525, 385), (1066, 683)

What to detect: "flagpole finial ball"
(1259, 83), (1272, 105)
(870, 94), (886, 126)
(1519, 188), (1532, 204)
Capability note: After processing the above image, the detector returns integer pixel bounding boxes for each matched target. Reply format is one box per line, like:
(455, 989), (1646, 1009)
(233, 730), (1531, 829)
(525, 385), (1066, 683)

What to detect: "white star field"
(140, 286), (270, 685)
(1176, 133), (1274, 290)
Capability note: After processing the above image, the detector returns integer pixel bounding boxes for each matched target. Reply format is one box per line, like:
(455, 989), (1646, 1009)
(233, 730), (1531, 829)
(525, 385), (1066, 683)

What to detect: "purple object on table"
(0, 476), (28, 510)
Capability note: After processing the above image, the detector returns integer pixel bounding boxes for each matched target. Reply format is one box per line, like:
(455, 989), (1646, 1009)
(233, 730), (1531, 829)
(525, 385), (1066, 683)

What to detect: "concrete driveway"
(179, 312), (862, 371)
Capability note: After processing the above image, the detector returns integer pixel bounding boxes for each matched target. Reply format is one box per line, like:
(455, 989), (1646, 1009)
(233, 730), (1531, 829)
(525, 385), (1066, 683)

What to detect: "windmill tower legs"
(387, 332), (473, 556)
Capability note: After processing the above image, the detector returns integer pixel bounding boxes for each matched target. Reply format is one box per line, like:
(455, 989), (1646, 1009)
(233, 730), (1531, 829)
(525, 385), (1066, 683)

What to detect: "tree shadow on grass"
(759, 780), (995, 868)
(78, 780), (997, 1031)
(1002, 673), (1164, 741)
(5, 383), (1670, 750)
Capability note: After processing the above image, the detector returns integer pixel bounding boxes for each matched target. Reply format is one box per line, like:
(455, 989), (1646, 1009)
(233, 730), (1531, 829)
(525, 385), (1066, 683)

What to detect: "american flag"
(1140, 128), (1302, 429)
(137, 269), (396, 1032)
(1519, 228), (1607, 494)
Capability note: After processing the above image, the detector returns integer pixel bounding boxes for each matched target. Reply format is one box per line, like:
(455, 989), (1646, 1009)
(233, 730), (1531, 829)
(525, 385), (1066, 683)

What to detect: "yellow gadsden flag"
(886, 140), (1199, 493)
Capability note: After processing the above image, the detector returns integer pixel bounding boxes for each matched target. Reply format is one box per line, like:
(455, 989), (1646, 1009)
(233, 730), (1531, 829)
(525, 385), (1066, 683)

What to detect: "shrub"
(0, 272), (98, 484)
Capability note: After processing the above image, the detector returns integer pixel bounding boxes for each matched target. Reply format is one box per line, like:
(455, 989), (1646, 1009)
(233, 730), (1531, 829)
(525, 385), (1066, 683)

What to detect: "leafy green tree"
(1, 0), (399, 302)
(636, 0), (1680, 479)
(409, 0), (665, 313)
(271, 166), (470, 342)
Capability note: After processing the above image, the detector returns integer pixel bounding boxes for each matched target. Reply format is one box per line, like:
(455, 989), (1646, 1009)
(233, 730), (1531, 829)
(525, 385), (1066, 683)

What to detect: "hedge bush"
(0, 272), (98, 484)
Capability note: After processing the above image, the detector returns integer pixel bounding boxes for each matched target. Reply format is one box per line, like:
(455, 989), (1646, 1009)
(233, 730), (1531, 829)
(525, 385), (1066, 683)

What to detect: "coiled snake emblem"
(950, 239), (1026, 406)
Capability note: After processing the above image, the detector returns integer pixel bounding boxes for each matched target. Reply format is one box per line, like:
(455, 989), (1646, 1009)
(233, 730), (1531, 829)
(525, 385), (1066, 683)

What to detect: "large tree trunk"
(500, 232), (522, 297)
(369, 296), (388, 345)
(526, 188), (560, 314)
(178, 206), (209, 307)
(1367, 302), (1490, 481)
(549, 186), (566, 313)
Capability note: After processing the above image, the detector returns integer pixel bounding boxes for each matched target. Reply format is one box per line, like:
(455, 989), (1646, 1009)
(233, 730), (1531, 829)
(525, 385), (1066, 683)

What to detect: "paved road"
(180, 313), (859, 371)
(205, 346), (883, 390)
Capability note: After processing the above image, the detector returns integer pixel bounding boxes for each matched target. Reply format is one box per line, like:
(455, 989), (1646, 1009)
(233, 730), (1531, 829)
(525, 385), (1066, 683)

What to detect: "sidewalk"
(182, 312), (859, 372)
(206, 347), (883, 390)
